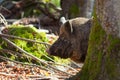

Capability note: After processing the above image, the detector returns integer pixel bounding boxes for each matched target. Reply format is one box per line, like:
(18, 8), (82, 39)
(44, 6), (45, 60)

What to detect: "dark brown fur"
(47, 17), (92, 63)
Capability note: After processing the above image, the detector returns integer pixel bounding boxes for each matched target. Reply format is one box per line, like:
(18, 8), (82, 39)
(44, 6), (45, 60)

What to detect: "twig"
(2, 37), (73, 76)
(27, 75), (67, 79)
(0, 33), (77, 74)
(0, 35), (78, 72)
(0, 72), (17, 77)
(0, 49), (50, 72)
(0, 49), (52, 72)
(0, 55), (49, 71)
(0, 49), (25, 57)
(0, 33), (51, 47)
(0, 12), (74, 76)
(0, 49), (78, 73)
(47, 61), (78, 72)
(55, 63), (78, 72)
(70, 60), (83, 68)
(0, 55), (68, 79)
(0, 13), (7, 26)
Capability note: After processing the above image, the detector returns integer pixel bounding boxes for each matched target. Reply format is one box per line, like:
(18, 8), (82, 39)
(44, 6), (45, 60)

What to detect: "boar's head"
(47, 17), (92, 63)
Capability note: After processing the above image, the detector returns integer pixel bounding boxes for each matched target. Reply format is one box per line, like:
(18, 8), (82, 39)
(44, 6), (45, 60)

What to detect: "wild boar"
(47, 17), (92, 63)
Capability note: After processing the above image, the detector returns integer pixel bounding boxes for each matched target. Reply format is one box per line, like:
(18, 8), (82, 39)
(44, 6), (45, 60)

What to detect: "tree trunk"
(60, 0), (88, 19)
(95, 0), (120, 38)
(67, 0), (120, 80)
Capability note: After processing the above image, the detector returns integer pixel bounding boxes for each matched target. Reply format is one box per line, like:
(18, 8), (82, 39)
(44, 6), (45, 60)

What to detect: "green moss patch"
(0, 25), (70, 64)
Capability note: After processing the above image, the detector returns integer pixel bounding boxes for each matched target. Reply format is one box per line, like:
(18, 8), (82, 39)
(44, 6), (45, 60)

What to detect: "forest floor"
(0, 61), (81, 80)
(0, 15), (83, 80)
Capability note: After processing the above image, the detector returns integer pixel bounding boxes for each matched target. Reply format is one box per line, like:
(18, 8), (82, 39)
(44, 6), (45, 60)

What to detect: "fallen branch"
(70, 60), (83, 68)
(0, 48), (78, 73)
(0, 33), (78, 74)
(0, 55), (70, 80)
(0, 33), (51, 47)
(0, 13), (7, 26)
(0, 55), (50, 72)
(0, 72), (17, 77)
(2, 37), (73, 76)
(27, 75), (67, 79)
(0, 13), (75, 77)
(0, 49), (23, 57)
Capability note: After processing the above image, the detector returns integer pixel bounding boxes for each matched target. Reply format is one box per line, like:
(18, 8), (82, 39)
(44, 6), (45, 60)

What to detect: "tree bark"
(67, 0), (120, 80)
(60, 0), (88, 19)
(95, 0), (120, 38)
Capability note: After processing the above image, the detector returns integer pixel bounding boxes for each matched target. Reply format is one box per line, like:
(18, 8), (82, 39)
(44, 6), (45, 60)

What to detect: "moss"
(79, 8), (120, 80)
(0, 25), (71, 64)
(105, 35), (120, 79)
(105, 54), (117, 80)
(78, 9), (105, 80)
(0, 25), (49, 61)
(107, 35), (120, 51)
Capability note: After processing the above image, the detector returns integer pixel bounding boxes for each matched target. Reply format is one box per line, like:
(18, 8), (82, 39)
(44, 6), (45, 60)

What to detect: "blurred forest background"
(0, 0), (94, 33)
(0, 0), (94, 79)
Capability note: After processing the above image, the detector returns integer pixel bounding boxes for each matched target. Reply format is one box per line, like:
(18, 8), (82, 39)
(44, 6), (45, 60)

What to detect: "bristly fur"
(47, 17), (92, 63)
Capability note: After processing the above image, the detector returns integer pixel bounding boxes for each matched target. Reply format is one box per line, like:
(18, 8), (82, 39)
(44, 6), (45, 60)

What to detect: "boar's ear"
(64, 21), (73, 34)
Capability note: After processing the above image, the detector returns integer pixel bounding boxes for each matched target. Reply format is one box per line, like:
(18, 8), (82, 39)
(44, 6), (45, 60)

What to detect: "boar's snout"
(47, 38), (73, 59)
